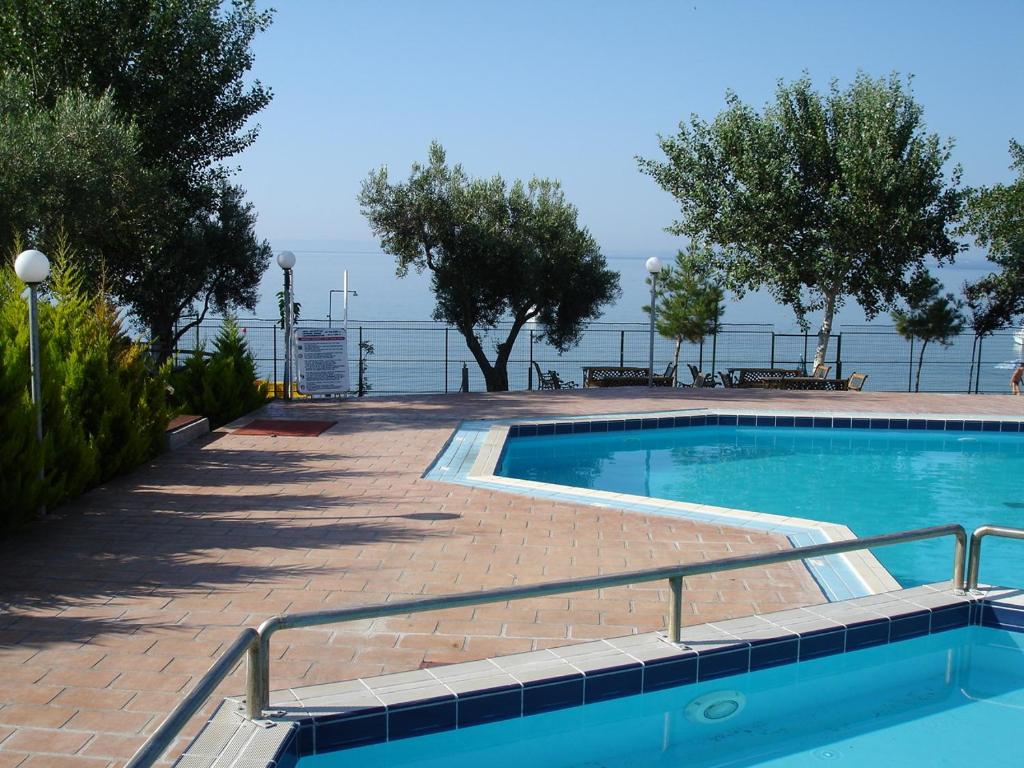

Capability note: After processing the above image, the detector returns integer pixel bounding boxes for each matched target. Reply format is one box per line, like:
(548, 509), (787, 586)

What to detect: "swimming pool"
(497, 420), (1024, 587)
(293, 600), (1024, 768)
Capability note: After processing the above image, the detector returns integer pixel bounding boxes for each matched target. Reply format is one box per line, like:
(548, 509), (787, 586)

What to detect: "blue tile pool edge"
(174, 585), (1024, 768)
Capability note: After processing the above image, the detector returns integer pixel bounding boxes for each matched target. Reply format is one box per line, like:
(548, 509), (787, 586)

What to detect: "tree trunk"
(460, 327), (499, 391)
(915, 340), (929, 393)
(813, 292), (837, 369)
(967, 335), (978, 393)
(673, 337), (682, 386)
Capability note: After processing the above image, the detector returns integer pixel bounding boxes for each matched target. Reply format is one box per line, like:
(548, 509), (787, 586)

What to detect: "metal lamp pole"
(14, 249), (51, 506)
(277, 251), (297, 400)
(645, 257), (663, 387)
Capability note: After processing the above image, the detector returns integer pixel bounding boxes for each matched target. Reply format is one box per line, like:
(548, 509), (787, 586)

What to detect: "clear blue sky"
(235, 0), (1024, 327)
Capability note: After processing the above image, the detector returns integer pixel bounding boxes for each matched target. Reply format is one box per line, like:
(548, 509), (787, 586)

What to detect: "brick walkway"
(0, 389), (1020, 766)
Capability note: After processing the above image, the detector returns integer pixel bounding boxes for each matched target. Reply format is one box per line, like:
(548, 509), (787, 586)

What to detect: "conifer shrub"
(170, 315), (268, 428)
(0, 243), (170, 532)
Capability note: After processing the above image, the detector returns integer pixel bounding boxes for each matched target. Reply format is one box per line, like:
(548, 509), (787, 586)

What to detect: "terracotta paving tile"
(64, 709), (153, 735)
(50, 689), (134, 712)
(21, 755), (112, 768)
(79, 733), (148, 760)
(0, 706), (77, 729)
(3, 728), (91, 755)
(3, 687), (62, 707)
(0, 751), (29, 768)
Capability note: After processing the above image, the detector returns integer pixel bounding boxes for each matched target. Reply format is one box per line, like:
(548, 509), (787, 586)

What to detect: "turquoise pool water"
(498, 426), (1024, 587)
(299, 626), (1024, 767)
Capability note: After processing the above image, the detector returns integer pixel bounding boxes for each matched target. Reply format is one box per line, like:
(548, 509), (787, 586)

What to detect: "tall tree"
(0, 71), (167, 279)
(639, 73), (964, 369)
(0, 0), (274, 354)
(360, 142), (620, 391)
(891, 273), (965, 392)
(130, 183), (272, 359)
(963, 140), (1024, 332)
(644, 249), (724, 384)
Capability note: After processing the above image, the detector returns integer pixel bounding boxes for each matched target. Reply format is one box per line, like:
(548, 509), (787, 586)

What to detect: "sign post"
(294, 327), (350, 396)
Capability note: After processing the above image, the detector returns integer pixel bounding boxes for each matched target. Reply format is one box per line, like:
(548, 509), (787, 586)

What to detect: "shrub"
(170, 315), (268, 428)
(0, 244), (170, 532)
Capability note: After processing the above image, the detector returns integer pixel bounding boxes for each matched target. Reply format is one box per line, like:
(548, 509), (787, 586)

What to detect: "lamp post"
(277, 250), (296, 400)
(645, 256), (663, 387)
(14, 249), (50, 503)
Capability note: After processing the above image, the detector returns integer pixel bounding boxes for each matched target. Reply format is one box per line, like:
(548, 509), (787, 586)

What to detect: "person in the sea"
(1012, 361), (1023, 395)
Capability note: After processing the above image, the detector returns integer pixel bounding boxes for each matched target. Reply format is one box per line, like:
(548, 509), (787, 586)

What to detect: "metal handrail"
(126, 523), (967, 768)
(125, 628), (258, 768)
(966, 524), (1024, 590)
(247, 523), (967, 717)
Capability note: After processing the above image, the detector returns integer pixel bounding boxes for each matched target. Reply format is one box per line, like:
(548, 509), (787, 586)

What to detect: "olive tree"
(639, 73), (964, 368)
(360, 142), (620, 391)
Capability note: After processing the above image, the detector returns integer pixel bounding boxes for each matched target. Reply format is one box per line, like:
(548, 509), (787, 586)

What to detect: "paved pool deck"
(0, 388), (1020, 767)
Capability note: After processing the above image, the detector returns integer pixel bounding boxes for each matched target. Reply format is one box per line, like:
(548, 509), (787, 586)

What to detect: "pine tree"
(643, 249), (725, 383)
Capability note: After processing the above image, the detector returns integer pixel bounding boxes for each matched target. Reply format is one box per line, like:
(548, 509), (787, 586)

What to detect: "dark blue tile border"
(584, 667), (643, 703)
(502, 413), (1024, 443)
(642, 655), (697, 691)
(457, 689), (523, 727)
(522, 677), (585, 715)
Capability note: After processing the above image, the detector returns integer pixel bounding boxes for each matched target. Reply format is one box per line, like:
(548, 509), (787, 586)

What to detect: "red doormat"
(233, 419), (337, 437)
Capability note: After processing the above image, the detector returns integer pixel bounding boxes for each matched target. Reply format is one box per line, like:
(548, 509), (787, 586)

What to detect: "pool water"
(299, 626), (1024, 767)
(498, 426), (1024, 586)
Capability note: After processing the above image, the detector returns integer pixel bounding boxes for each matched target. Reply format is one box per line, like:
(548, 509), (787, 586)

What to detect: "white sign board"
(294, 327), (350, 395)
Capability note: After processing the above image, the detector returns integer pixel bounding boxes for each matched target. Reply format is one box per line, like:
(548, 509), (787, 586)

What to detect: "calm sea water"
(300, 627), (1024, 768)
(498, 425), (1024, 587)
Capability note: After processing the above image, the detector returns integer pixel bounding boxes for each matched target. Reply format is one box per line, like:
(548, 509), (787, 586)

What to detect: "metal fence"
(172, 317), (1023, 396)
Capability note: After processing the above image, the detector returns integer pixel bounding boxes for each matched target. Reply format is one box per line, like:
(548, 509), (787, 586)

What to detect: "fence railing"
(172, 317), (1023, 396)
(126, 523), (969, 768)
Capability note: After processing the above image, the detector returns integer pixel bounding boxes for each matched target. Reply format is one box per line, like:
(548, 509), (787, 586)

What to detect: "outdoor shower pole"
(277, 251), (296, 400)
(645, 257), (663, 386)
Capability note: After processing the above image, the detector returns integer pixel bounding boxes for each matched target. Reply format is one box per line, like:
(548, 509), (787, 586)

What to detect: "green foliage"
(359, 142), (620, 391)
(0, 1), (274, 359)
(357, 340), (375, 396)
(132, 182), (273, 360)
(0, 71), (167, 287)
(891, 273), (965, 391)
(643, 249), (724, 381)
(276, 290), (301, 329)
(0, 242), (170, 533)
(639, 72), (965, 368)
(170, 315), (268, 428)
(963, 140), (1024, 336)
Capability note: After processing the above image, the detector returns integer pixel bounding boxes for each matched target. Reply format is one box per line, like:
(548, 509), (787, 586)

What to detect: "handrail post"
(953, 527), (967, 593)
(966, 525), (997, 592)
(667, 576), (683, 643)
(245, 638), (264, 720)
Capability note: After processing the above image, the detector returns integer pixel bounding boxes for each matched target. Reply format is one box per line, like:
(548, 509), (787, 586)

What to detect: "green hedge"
(169, 315), (269, 429)
(0, 249), (169, 533)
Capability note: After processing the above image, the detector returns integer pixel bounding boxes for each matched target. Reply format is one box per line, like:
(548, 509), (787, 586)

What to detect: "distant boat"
(994, 322), (1024, 369)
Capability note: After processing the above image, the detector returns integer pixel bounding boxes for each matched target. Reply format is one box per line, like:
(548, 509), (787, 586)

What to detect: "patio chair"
(811, 363), (832, 379)
(687, 363), (716, 388)
(846, 372), (868, 391)
(532, 361), (576, 390)
(718, 371), (735, 388)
